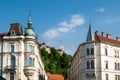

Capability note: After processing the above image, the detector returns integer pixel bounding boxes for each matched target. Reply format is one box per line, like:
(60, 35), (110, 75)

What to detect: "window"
(105, 48), (108, 55)
(86, 61), (90, 69)
(91, 60), (94, 69)
(115, 75), (120, 80)
(11, 55), (16, 68)
(86, 74), (89, 78)
(105, 61), (108, 69)
(91, 48), (94, 55)
(115, 75), (117, 80)
(115, 63), (117, 70)
(86, 48), (89, 55)
(28, 57), (34, 67)
(114, 51), (119, 58)
(11, 31), (15, 36)
(106, 74), (108, 80)
(11, 45), (14, 52)
(10, 72), (14, 80)
(115, 63), (120, 70)
(29, 45), (34, 52)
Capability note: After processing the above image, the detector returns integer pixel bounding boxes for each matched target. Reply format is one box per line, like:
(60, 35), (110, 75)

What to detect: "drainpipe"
(1, 37), (3, 76)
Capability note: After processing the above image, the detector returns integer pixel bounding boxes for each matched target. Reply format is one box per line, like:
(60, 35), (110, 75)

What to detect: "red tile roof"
(95, 34), (120, 46)
(47, 73), (64, 80)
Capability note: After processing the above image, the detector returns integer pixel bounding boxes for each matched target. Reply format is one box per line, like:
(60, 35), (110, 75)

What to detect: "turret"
(86, 24), (94, 42)
(24, 10), (35, 36)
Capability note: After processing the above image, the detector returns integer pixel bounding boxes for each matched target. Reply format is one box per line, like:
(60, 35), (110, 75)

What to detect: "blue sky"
(0, 0), (120, 55)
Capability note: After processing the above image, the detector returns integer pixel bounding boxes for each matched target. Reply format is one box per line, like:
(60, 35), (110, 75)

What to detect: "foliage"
(40, 47), (72, 75)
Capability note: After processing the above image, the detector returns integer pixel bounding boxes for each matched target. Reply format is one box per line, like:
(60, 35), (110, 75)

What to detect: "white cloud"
(42, 14), (85, 39)
(96, 7), (105, 13)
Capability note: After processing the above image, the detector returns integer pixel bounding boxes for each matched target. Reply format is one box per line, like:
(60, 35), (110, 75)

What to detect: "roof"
(95, 32), (120, 46)
(7, 23), (23, 36)
(47, 73), (64, 80)
(86, 24), (94, 42)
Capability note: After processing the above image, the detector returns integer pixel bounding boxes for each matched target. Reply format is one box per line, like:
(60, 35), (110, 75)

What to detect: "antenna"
(89, 16), (91, 25)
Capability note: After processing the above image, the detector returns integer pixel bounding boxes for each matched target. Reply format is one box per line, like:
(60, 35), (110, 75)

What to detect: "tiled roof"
(95, 34), (120, 46)
(7, 23), (23, 36)
(47, 73), (64, 80)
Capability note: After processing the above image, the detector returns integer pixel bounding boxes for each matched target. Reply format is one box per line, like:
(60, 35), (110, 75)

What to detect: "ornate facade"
(70, 25), (120, 80)
(0, 14), (47, 80)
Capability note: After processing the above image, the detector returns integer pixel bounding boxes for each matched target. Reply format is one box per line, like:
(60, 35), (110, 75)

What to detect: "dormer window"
(11, 31), (15, 36)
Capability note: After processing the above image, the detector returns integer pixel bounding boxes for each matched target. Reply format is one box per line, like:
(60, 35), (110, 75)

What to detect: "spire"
(86, 24), (94, 42)
(28, 10), (32, 29)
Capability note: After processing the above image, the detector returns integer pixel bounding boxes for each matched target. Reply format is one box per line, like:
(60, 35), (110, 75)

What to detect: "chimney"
(101, 32), (105, 37)
(106, 34), (111, 39)
(95, 31), (98, 35)
(116, 37), (120, 41)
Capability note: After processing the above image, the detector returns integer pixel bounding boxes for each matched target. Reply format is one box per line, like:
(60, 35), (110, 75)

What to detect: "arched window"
(11, 55), (16, 67)
(91, 60), (94, 69)
(28, 57), (34, 67)
(86, 61), (90, 69)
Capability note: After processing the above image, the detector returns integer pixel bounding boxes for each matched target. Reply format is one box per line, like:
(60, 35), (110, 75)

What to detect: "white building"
(70, 24), (120, 80)
(0, 13), (47, 80)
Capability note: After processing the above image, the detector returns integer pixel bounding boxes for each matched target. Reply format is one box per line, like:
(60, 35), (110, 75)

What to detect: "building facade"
(70, 25), (120, 80)
(0, 14), (47, 80)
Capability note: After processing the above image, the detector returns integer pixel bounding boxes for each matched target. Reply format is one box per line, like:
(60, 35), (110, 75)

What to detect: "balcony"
(5, 66), (17, 72)
(24, 66), (36, 77)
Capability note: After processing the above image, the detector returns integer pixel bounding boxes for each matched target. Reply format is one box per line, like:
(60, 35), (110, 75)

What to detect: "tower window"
(11, 31), (15, 36)
(11, 45), (14, 52)
(10, 72), (14, 80)
(91, 48), (94, 55)
(28, 57), (34, 67)
(28, 45), (34, 52)
(11, 55), (16, 68)
(86, 48), (89, 55)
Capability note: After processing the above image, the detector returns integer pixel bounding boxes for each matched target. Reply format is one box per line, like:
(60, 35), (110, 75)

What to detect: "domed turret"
(24, 10), (35, 36)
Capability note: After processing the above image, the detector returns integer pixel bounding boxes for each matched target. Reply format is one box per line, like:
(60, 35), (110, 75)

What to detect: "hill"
(40, 47), (72, 75)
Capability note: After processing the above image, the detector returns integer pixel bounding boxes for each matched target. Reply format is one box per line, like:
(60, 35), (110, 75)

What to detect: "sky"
(0, 0), (120, 55)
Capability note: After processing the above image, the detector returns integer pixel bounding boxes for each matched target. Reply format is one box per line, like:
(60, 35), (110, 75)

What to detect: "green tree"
(40, 47), (72, 75)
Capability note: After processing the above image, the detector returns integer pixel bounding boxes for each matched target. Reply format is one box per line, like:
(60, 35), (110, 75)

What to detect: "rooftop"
(95, 31), (120, 46)
(47, 73), (64, 80)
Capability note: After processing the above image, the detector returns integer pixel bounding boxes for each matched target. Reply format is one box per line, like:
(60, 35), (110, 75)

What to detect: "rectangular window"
(29, 45), (34, 52)
(105, 48), (108, 55)
(91, 48), (94, 55)
(86, 48), (89, 55)
(105, 61), (108, 69)
(10, 72), (14, 80)
(115, 75), (117, 80)
(114, 51), (119, 58)
(106, 74), (108, 80)
(11, 45), (14, 52)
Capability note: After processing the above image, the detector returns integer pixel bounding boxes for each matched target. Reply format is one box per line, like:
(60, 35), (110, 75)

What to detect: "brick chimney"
(95, 31), (98, 35)
(101, 32), (105, 37)
(116, 37), (120, 41)
(106, 34), (111, 39)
